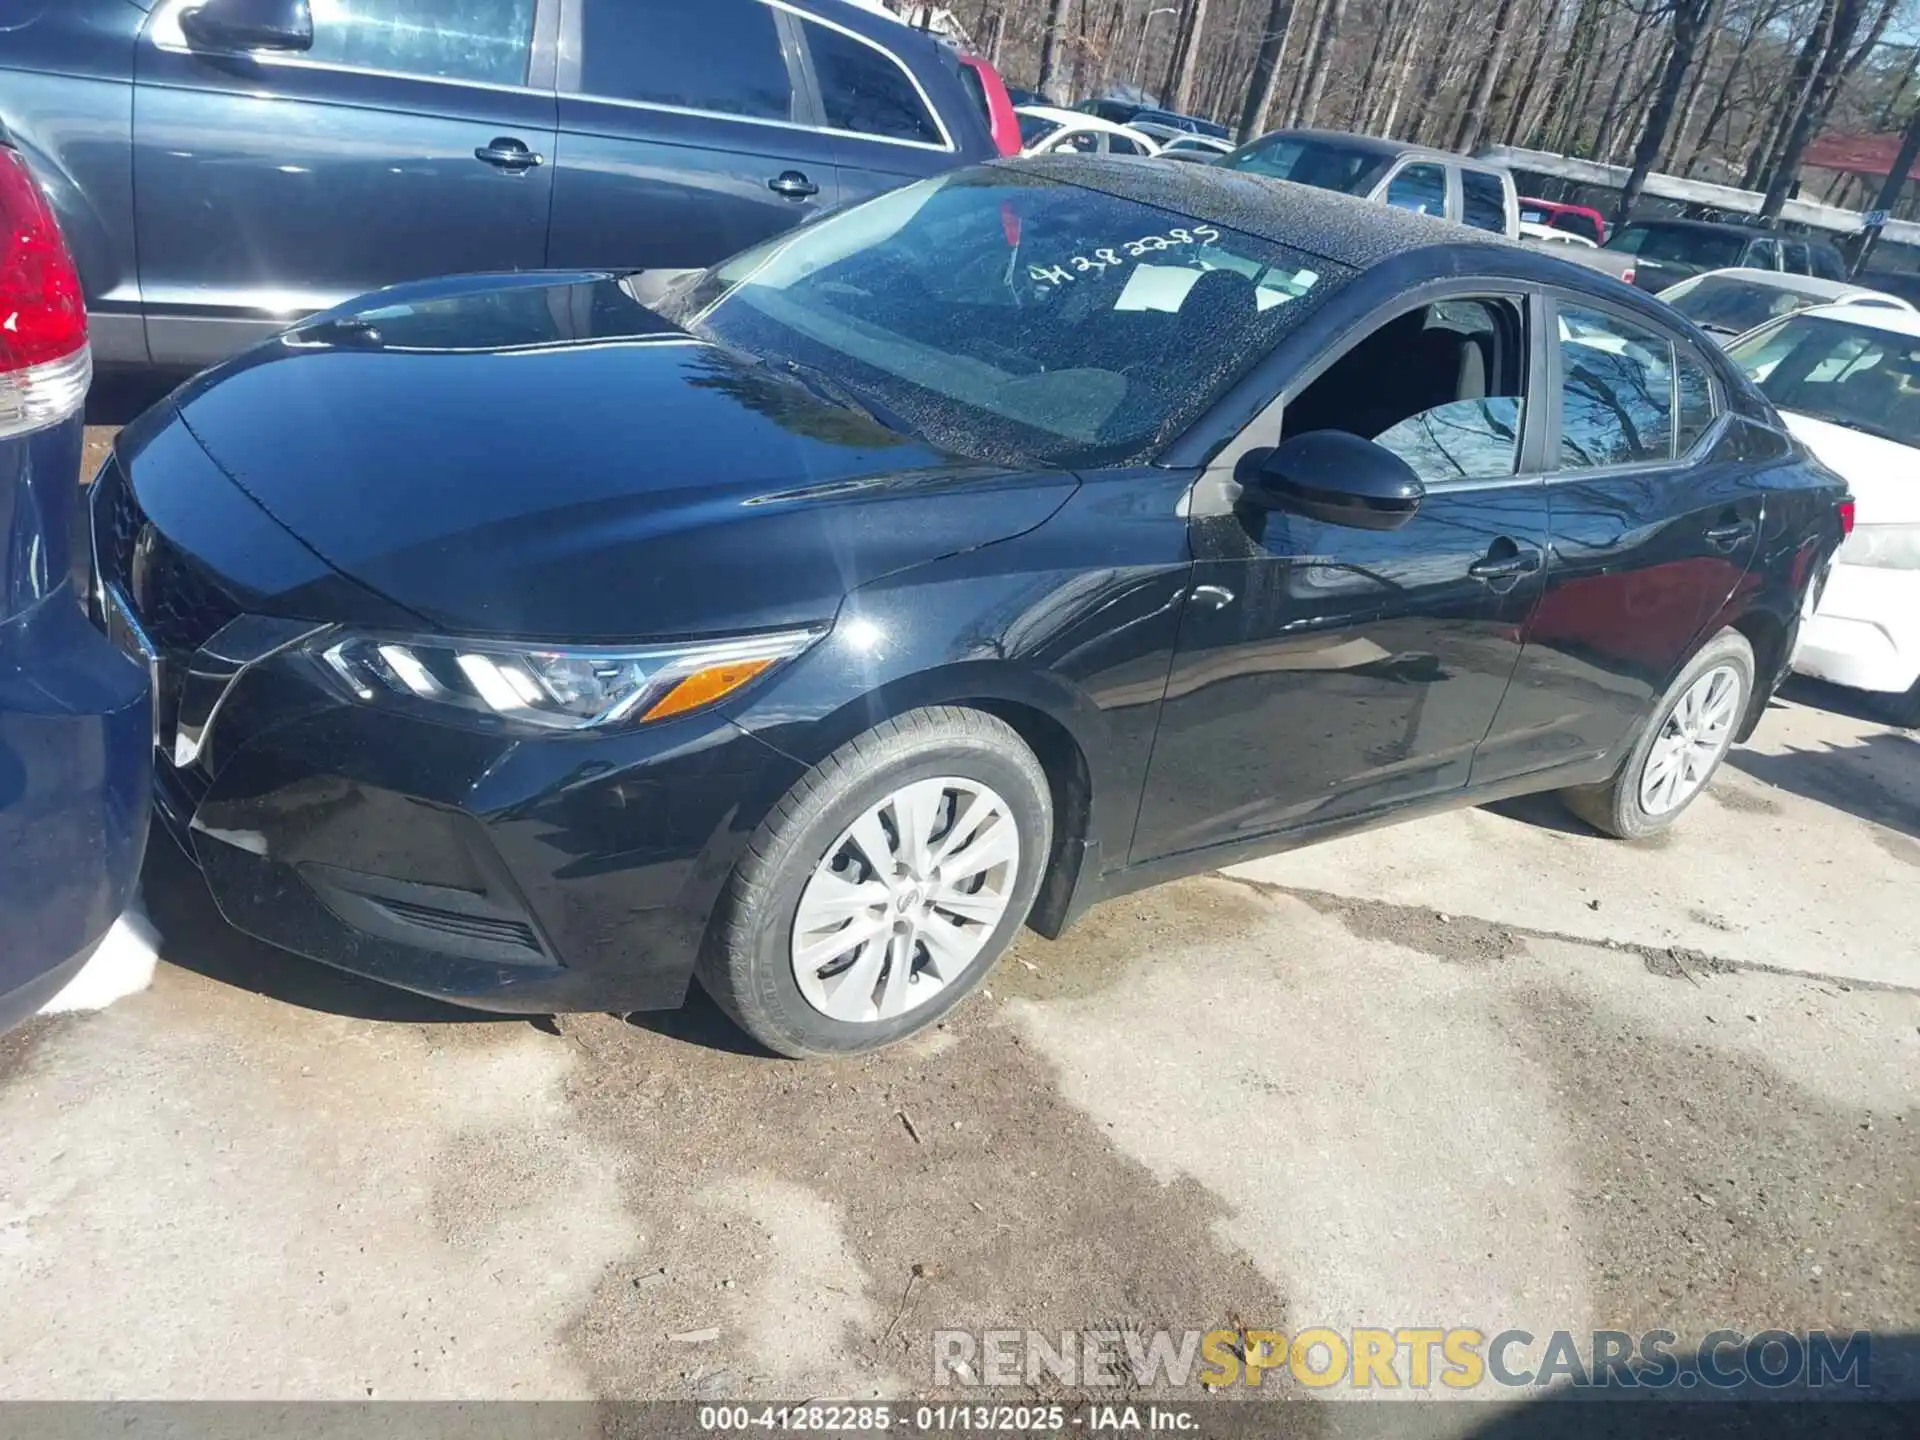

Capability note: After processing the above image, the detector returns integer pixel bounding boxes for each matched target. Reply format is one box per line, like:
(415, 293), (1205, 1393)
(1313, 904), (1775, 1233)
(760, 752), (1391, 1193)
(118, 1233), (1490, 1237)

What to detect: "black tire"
(1880, 678), (1920, 729)
(1559, 628), (1756, 840)
(696, 706), (1052, 1059)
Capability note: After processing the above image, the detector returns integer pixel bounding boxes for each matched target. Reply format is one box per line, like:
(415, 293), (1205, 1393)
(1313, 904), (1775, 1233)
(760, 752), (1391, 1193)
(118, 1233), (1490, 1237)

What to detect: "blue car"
(0, 0), (999, 373)
(0, 137), (151, 1032)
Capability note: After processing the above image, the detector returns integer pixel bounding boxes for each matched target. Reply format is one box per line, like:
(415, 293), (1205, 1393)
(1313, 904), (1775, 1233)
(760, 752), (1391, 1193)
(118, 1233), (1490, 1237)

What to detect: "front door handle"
(768, 170), (819, 199)
(1704, 519), (1757, 552)
(475, 138), (543, 171)
(1468, 542), (1544, 583)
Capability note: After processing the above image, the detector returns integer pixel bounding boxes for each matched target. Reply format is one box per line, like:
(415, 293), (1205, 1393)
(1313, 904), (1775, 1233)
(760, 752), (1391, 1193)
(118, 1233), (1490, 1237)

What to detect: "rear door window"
(1675, 348), (1719, 452)
(1555, 302), (1677, 468)
(303, 0), (535, 85)
(1384, 163), (1447, 218)
(579, 0), (793, 120)
(801, 20), (942, 146)
(1460, 170), (1508, 233)
(1783, 240), (1812, 274)
(1746, 237), (1782, 270)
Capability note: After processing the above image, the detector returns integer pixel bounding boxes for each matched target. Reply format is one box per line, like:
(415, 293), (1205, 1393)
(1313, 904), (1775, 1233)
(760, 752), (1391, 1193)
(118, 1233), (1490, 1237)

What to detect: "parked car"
(1657, 268), (1912, 342)
(1154, 135), (1234, 164)
(104, 158), (1845, 1055)
(1016, 105), (1160, 157)
(1519, 198), (1609, 246)
(0, 137), (150, 1033)
(1603, 218), (1849, 292)
(1220, 129), (1519, 237)
(1518, 221), (1597, 249)
(1126, 107), (1230, 140)
(0, 0), (1003, 373)
(1729, 305), (1918, 723)
(1076, 99), (1228, 140)
(955, 53), (1025, 159)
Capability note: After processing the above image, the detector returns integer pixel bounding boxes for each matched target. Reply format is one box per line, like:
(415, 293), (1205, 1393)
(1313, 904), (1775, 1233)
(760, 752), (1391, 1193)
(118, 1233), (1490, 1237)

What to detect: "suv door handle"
(1704, 519), (1757, 551)
(768, 171), (819, 199)
(475, 138), (543, 171)
(1468, 542), (1544, 583)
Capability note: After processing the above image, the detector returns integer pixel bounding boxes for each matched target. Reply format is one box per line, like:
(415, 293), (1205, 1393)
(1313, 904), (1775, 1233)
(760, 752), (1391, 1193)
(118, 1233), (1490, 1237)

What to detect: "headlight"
(313, 627), (821, 731)
(1839, 522), (1920, 571)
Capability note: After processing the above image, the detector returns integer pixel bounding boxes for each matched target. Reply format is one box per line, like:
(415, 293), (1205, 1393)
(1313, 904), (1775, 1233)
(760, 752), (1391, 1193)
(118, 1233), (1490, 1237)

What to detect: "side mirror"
(180, 0), (313, 52)
(1243, 430), (1425, 532)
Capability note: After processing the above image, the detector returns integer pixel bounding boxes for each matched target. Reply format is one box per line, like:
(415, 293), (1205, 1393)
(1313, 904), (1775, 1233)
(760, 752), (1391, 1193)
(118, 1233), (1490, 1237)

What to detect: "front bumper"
(1790, 562), (1920, 695)
(90, 453), (805, 1015)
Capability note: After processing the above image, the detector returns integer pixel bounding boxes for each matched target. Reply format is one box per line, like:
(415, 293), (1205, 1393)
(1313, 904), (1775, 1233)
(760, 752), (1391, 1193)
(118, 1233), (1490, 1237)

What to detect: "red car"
(1520, 198), (1609, 247)
(956, 53), (1022, 157)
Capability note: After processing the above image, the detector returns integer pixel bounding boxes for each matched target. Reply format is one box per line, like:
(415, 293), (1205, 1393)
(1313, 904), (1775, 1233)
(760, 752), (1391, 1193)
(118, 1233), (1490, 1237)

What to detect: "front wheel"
(697, 707), (1052, 1058)
(1560, 628), (1754, 840)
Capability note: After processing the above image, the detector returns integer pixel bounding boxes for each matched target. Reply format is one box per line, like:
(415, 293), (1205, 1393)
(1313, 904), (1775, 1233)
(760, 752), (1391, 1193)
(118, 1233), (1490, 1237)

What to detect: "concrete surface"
(2, 680), (1914, 1405)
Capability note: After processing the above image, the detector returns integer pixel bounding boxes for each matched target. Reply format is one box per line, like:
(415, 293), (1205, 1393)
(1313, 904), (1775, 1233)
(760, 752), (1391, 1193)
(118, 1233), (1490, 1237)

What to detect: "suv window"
(1283, 297), (1528, 484)
(1108, 134), (1150, 156)
(802, 21), (941, 145)
(1783, 240), (1811, 274)
(1460, 170), (1508, 234)
(304, 0), (535, 85)
(580, 0), (792, 120)
(1746, 237), (1781, 270)
(1385, 163), (1447, 218)
(1809, 242), (1847, 280)
(1557, 303), (1676, 468)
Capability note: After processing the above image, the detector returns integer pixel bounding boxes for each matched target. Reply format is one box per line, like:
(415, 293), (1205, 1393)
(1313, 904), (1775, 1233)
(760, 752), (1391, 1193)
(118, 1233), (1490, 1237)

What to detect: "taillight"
(0, 145), (90, 438)
(1621, 266), (1636, 287)
(1838, 498), (1856, 537)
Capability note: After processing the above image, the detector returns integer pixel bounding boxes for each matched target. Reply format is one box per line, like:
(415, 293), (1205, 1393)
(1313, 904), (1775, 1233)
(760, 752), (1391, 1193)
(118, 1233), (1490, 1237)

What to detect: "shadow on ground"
(1727, 729), (1920, 840)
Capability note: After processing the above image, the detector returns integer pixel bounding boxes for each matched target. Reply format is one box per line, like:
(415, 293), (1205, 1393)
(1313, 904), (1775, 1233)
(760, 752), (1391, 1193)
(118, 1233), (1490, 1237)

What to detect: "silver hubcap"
(791, 777), (1020, 1024)
(1640, 664), (1742, 816)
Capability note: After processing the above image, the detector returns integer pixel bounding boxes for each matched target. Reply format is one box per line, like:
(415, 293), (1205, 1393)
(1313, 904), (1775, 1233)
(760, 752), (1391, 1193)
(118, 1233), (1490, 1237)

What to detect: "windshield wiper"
(780, 359), (914, 438)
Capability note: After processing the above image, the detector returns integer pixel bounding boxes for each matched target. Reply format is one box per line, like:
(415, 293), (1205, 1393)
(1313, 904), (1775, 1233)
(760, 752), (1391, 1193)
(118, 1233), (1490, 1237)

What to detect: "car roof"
(1016, 105), (1147, 137)
(1679, 267), (1911, 305)
(1623, 216), (1772, 237)
(1798, 302), (1920, 339)
(1006, 154), (1498, 266)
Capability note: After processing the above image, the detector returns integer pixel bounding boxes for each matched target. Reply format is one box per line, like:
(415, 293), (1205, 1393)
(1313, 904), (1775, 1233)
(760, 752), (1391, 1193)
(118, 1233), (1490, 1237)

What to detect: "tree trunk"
(1745, 0), (1838, 190)
(1762, 0), (1871, 218)
(1037, 0), (1073, 102)
(1351, 0), (1404, 128)
(1236, 0), (1299, 141)
(1617, 0), (1711, 226)
(1292, 0), (1351, 126)
(1502, 0), (1562, 145)
(1376, 0), (1434, 137)
(1452, 0), (1523, 151)
(1163, 0), (1212, 111)
(1592, 7), (1655, 158)
(1661, 6), (1721, 169)
(1685, 3), (1768, 178)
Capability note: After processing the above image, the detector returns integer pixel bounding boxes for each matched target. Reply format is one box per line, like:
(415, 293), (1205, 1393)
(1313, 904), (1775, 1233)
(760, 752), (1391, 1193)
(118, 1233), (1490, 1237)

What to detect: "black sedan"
(95, 159), (1848, 1057)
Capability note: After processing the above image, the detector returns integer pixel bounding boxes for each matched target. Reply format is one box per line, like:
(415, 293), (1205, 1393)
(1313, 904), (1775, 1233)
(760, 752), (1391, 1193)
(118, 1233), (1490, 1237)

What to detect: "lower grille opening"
(298, 862), (557, 968)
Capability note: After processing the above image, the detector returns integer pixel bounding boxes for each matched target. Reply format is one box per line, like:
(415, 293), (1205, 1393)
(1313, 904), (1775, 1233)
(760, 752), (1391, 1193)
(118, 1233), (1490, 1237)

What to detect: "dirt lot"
(10, 408), (1917, 1413)
(2, 662), (1915, 1410)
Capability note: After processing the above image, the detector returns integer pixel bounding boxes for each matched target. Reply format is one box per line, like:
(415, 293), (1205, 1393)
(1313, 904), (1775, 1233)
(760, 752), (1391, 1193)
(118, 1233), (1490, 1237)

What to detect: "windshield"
(1666, 276), (1820, 335)
(662, 171), (1342, 467)
(1017, 113), (1060, 148)
(1218, 136), (1390, 195)
(1728, 313), (1920, 447)
(1607, 224), (1745, 268)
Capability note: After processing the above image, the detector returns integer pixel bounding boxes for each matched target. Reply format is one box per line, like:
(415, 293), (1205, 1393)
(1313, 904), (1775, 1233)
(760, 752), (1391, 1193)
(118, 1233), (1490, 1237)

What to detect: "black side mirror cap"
(180, 0), (314, 53)
(1242, 430), (1426, 532)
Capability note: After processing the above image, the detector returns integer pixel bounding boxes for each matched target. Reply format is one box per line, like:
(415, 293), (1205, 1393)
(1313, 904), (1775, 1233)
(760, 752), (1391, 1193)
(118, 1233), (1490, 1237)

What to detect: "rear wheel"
(1560, 628), (1754, 840)
(697, 707), (1051, 1058)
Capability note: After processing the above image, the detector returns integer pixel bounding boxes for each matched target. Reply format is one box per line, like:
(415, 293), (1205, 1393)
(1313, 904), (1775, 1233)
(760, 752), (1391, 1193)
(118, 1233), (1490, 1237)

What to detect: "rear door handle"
(1468, 545), (1544, 581)
(475, 138), (543, 171)
(1705, 520), (1757, 552)
(768, 170), (819, 199)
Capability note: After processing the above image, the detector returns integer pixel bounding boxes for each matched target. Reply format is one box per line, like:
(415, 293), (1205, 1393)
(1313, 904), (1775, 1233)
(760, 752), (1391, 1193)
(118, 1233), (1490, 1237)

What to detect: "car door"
(133, 0), (559, 369)
(546, 0), (838, 272)
(1130, 286), (1554, 862)
(786, 7), (965, 208)
(1471, 294), (1763, 785)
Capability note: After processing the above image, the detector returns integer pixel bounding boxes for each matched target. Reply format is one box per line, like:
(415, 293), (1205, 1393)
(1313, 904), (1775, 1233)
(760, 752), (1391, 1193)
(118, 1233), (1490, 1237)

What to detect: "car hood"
(1779, 411), (1920, 525)
(163, 272), (1078, 641)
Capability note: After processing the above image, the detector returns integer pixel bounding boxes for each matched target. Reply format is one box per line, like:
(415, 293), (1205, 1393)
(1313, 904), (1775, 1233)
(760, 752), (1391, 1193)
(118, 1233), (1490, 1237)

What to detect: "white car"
(1518, 220), (1597, 248)
(1015, 105), (1160, 158)
(1660, 267), (1913, 343)
(1727, 303), (1920, 723)
(1154, 134), (1235, 164)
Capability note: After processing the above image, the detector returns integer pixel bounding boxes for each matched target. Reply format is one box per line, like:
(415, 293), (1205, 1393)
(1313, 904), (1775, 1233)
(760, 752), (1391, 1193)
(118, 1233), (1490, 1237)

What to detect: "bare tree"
(1291, 0), (1352, 125)
(1617, 0), (1716, 223)
(1236, 0), (1300, 139)
(1037, 0), (1073, 101)
(1453, 0), (1526, 149)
